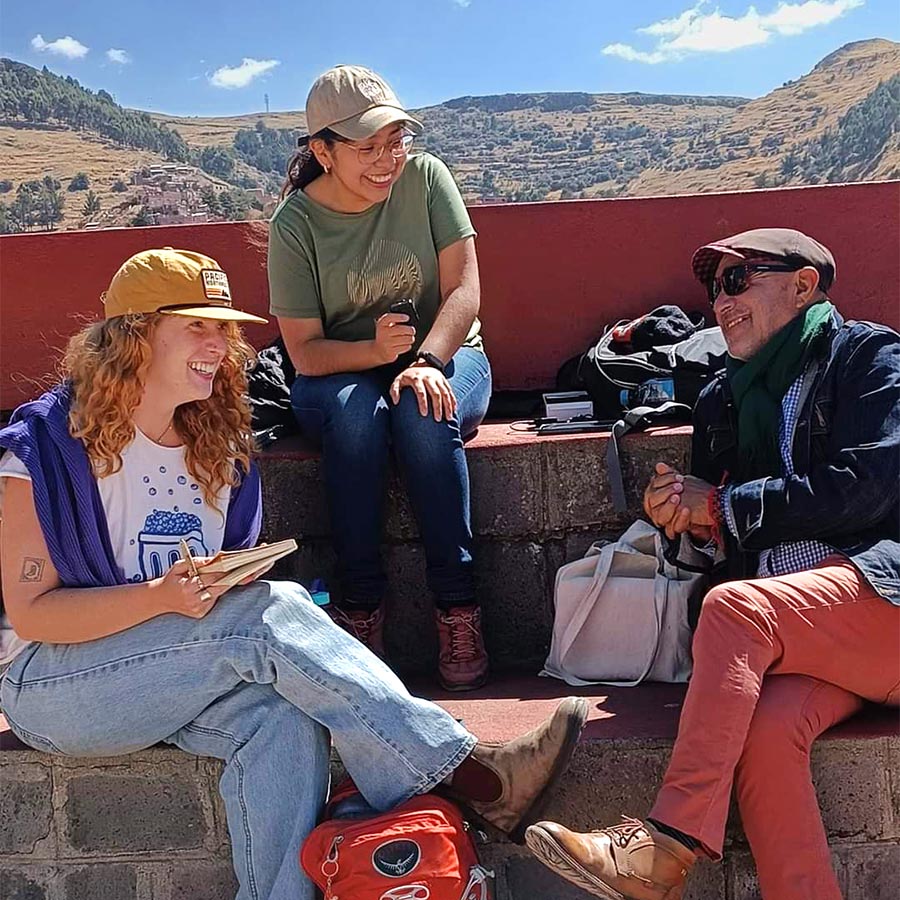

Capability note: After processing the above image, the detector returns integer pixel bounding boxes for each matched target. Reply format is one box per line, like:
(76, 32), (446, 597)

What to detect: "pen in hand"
(180, 539), (213, 604)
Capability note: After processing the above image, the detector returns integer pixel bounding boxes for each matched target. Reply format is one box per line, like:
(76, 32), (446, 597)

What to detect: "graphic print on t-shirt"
(128, 463), (218, 582)
(139, 509), (208, 581)
(346, 238), (422, 309)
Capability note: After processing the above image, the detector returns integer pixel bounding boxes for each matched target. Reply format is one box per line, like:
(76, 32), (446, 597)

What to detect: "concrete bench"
(2, 425), (898, 899)
(2, 679), (897, 900)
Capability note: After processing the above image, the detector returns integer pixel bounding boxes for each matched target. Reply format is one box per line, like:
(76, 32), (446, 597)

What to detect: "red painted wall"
(2, 181), (897, 409)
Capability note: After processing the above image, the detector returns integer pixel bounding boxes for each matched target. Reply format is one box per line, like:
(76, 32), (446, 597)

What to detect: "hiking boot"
(446, 696), (589, 843)
(435, 605), (489, 691)
(524, 817), (696, 900)
(327, 604), (386, 660)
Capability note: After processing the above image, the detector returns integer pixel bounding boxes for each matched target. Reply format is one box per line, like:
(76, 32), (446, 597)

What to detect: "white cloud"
(210, 58), (280, 89)
(31, 34), (89, 59)
(602, 43), (670, 64)
(453, 0), (472, 6)
(106, 48), (131, 65)
(603, 0), (865, 64)
(761, 0), (863, 35)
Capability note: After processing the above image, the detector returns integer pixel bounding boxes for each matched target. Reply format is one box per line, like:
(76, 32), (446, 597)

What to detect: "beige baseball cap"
(101, 248), (267, 323)
(304, 65), (422, 141)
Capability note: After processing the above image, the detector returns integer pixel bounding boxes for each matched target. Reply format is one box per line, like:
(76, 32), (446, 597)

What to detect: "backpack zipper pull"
(321, 835), (343, 900)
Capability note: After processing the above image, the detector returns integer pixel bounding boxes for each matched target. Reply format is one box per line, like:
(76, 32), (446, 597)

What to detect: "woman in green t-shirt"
(268, 65), (492, 691)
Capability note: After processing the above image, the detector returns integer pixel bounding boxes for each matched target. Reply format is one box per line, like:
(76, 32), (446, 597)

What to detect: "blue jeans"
(291, 347), (492, 609)
(0, 581), (475, 900)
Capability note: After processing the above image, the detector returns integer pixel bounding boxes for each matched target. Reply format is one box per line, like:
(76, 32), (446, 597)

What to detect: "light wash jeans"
(0, 580), (476, 900)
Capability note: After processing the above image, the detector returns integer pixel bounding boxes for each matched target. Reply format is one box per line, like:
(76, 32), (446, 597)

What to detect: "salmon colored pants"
(649, 557), (900, 900)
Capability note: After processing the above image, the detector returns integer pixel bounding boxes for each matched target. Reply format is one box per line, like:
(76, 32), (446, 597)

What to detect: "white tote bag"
(541, 520), (708, 687)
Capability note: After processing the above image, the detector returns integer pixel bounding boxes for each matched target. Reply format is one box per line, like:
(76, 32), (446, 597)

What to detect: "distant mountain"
(1, 38), (897, 231)
(622, 38), (899, 198)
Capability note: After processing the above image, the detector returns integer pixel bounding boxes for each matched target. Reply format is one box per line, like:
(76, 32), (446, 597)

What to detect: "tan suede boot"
(525, 818), (696, 900)
(445, 696), (589, 843)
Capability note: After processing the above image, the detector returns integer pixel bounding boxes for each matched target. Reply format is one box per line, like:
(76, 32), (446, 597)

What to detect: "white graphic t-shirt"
(0, 430), (231, 666)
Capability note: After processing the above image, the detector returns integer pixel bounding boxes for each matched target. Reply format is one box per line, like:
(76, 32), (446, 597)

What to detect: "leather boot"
(327, 604), (386, 660)
(445, 696), (588, 843)
(435, 605), (489, 691)
(525, 817), (696, 900)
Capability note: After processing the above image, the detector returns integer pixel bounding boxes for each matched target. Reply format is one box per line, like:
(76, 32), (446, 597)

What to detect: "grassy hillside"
(627, 38), (900, 197)
(116, 37), (900, 203)
(150, 110), (308, 148)
(1, 38), (896, 231)
(0, 124), (168, 229)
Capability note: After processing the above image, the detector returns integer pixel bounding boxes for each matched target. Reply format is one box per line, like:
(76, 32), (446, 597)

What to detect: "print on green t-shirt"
(267, 153), (483, 351)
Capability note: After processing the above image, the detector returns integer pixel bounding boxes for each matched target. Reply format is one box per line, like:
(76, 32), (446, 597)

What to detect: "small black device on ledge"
(536, 418), (611, 435)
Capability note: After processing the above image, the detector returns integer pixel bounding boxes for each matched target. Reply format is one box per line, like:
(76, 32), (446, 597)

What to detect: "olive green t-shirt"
(268, 152), (482, 351)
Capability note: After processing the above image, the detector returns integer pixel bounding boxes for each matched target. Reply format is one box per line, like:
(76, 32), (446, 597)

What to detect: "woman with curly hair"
(0, 248), (587, 900)
(269, 65), (492, 691)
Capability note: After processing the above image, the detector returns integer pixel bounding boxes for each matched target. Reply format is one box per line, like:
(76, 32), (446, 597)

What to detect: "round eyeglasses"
(336, 132), (415, 166)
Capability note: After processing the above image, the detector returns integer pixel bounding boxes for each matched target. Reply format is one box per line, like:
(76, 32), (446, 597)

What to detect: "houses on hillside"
(131, 164), (221, 225)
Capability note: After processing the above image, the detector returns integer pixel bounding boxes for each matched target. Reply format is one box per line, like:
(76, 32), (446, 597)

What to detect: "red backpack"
(300, 779), (493, 900)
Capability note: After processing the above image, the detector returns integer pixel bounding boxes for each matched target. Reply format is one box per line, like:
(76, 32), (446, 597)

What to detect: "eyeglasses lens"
(356, 134), (414, 165)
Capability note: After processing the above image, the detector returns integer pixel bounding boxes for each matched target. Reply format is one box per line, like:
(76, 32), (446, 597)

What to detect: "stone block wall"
(3, 732), (898, 899)
(0, 748), (236, 900)
(259, 427), (692, 673)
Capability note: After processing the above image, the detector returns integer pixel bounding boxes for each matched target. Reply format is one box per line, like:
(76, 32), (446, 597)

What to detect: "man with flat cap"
(526, 228), (900, 900)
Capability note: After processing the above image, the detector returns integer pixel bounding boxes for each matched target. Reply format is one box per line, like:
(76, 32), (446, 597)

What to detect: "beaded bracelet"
(707, 486), (725, 548)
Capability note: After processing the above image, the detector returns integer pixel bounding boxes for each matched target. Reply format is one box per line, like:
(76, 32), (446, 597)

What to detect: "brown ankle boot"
(435, 605), (489, 691)
(525, 817), (696, 900)
(445, 696), (588, 843)
(327, 604), (386, 660)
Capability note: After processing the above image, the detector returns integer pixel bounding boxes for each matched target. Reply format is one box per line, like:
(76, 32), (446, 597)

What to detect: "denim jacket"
(689, 313), (900, 604)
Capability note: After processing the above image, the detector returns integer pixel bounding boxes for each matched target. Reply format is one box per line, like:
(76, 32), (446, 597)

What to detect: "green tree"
(111, 178), (128, 193)
(199, 146), (235, 181)
(200, 185), (221, 217)
(217, 189), (250, 221)
(0, 202), (24, 233)
(82, 190), (101, 217)
(0, 58), (189, 160)
(68, 172), (90, 191)
(43, 187), (65, 228)
(11, 178), (65, 230)
(131, 205), (153, 227)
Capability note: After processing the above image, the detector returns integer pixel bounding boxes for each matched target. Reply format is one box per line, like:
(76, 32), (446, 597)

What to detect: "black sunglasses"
(706, 263), (800, 306)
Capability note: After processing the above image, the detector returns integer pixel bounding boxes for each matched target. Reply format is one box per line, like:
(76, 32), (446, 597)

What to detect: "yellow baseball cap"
(101, 248), (268, 324)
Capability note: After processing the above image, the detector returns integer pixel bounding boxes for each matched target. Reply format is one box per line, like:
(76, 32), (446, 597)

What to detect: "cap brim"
(691, 244), (747, 284)
(162, 306), (268, 325)
(330, 105), (423, 140)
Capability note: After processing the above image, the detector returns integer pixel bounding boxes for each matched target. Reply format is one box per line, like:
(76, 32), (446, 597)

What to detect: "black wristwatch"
(414, 350), (446, 374)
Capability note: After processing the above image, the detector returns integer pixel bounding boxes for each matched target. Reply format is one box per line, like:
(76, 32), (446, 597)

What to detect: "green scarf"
(726, 301), (834, 480)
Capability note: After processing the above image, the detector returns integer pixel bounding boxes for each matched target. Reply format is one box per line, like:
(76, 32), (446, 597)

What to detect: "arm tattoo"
(19, 557), (46, 583)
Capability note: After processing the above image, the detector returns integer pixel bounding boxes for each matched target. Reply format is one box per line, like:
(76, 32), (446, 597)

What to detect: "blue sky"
(1, 0), (897, 116)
